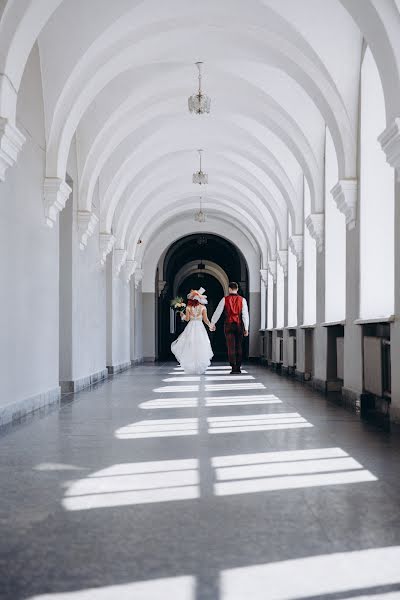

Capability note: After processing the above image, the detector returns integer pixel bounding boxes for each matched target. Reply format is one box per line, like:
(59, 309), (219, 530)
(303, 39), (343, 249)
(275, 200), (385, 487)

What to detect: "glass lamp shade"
(194, 210), (206, 223)
(188, 93), (211, 114)
(192, 170), (208, 185)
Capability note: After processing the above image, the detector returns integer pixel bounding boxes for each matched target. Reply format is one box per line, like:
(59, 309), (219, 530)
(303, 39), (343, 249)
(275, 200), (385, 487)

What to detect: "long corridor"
(1, 364), (400, 600)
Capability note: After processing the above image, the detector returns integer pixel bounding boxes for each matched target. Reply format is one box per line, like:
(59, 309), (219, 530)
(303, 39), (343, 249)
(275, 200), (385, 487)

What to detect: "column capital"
(77, 210), (99, 250)
(43, 177), (72, 227)
(267, 259), (277, 283)
(277, 249), (288, 277)
(0, 117), (25, 182)
(331, 179), (358, 230)
(113, 248), (127, 277)
(378, 117), (400, 181)
(288, 234), (303, 267)
(123, 259), (137, 283)
(99, 232), (115, 266)
(305, 213), (324, 253)
(134, 268), (144, 289)
(260, 269), (268, 287)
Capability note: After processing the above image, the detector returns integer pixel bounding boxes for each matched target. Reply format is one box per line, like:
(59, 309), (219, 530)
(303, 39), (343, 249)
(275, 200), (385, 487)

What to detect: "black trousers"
(224, 322), (244, 368)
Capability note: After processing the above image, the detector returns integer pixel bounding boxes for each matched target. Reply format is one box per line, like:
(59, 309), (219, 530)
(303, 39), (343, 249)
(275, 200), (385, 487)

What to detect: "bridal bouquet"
(170, 296), (186, 314)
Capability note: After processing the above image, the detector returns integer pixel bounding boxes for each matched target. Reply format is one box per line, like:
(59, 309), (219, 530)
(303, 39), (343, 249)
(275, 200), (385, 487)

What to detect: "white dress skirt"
(171, 307), (213, 374)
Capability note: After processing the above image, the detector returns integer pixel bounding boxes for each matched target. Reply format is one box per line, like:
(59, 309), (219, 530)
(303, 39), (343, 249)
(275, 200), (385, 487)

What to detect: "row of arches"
(0, 1), (399, 264)
(0, 1), (400, 428)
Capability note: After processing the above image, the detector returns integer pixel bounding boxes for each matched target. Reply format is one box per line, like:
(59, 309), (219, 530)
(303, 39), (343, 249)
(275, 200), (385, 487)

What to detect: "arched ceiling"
(1, 0), (399, 265)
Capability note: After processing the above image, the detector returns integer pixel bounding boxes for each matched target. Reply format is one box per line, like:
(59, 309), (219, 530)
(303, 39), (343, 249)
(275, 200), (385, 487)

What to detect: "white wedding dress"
(171, 305), (213, 374)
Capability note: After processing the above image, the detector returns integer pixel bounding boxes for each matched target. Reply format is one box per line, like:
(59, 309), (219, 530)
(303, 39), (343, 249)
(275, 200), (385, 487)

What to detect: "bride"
(171, 287), (214, 374)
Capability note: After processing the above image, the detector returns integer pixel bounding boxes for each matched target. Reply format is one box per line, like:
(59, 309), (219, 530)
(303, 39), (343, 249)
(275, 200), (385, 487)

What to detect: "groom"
(210, 282), (249, 374)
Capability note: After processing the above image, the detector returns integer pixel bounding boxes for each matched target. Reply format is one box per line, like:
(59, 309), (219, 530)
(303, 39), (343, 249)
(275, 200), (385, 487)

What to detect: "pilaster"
(277, 249), (288, 277)
(378, 117), (400, 181)
(267, 259), (277, 284)
(113, 248), (127, 277)
(0, 116), (25, 182)
(43, 177), (72, 227)
(305, 213), (324, 253)
(134, 268), (144, 289)
(77, 210), (99, 250)
(260, 269), (268, 330)
(288, 234), (303, 267)
(331, 179), (358, 230)
(123, 259), (137, 283)
(99, 232), (115, 266)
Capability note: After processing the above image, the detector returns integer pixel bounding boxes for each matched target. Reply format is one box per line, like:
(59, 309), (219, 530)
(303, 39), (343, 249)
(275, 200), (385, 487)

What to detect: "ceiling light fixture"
(194, 195), (206, 223)
(193, 149), (208, 185)
(188, 62), (211, 115)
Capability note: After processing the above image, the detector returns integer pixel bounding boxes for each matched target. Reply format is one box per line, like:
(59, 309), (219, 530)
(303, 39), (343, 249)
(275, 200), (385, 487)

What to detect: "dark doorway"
(157, 234), (249, 361)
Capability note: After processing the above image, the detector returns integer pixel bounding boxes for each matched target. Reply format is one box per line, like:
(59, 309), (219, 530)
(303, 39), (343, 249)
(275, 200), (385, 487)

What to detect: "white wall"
(303, 179), (316, 325)
(359, 48), (394, 319)
(0, 44), (60, 412)
(325, 128), (346, 322)
(106, 252), (131, 368)
(59, 140), (107, 387)
(287, 219), (298, 327)
(276, 261), (284, 328)
(267, 271), (274, 329)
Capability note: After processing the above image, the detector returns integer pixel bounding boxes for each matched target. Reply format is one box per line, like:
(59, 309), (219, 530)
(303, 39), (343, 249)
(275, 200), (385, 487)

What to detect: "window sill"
(354, 315), (395, 325)
(321, 320), (346, 327)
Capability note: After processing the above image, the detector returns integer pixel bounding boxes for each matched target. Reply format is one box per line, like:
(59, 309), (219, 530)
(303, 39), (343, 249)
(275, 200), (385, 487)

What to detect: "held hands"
(244, 330), (249, 337)
(209, 323), (216, 332)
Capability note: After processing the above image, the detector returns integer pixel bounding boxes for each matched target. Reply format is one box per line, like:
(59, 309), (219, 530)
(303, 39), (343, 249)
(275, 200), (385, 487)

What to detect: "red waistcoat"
(224, 294), (243, 324)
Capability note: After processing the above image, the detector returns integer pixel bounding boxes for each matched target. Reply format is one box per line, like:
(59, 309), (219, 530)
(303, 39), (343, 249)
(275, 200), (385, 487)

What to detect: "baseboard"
(294, 369), (312, 385)
(143, 356), (156, 363)
(0, 386), (61, 427)
(341, 387), (362, 412)
(60, 368), (108, 393)
(107, 361), (132, 375)
(131, 358), (144, 366)
(312, 377), (328, 394)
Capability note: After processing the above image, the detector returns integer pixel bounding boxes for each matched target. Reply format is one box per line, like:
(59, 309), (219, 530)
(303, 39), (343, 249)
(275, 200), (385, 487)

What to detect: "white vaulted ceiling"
(1, 0), (400, 267)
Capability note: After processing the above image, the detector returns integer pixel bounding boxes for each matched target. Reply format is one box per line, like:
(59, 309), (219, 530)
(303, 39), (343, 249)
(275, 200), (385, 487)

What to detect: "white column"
(260, 269), (268, 330)
(390, 179), (400, 424)
(306, 214), (327, 391)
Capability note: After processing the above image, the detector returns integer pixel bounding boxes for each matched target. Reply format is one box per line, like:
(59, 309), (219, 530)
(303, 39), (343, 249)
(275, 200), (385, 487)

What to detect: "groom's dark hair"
(229, 281), (239, 291)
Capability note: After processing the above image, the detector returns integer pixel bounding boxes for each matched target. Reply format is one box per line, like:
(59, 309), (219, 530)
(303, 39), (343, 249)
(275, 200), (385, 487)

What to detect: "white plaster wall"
(59, 139), (107, 384)
(73, 232), (106, 379)
(360, 48), (395, 319)
(134, 285), (144, 362)
(106, 254), (131, 368)
(325, 128), (346, 322)
(0, 44), (60, 406)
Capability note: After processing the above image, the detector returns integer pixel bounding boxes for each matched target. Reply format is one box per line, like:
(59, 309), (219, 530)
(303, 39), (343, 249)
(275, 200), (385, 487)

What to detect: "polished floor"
(1, 363), (400, 600)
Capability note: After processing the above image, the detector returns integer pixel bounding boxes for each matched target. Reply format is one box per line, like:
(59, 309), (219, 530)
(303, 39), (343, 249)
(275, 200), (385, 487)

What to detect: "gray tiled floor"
(1, 363), (400, 599)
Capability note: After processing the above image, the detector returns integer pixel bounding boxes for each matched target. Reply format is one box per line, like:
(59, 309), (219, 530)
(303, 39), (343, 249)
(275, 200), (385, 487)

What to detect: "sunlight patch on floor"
(139, 398), (198, 409)
(153, 385), (200, 393)
(213, 447), (377, 496)
(205, 383), (265, 392)
(168, 370), (248, 375)
(208, 412), (312, 434)
(115, 418), (198, 439)
(29, 575), (196, 599)
(220, 547), (398, 600)
(205, 395), (282, 407)
(63, 459), (199, 511)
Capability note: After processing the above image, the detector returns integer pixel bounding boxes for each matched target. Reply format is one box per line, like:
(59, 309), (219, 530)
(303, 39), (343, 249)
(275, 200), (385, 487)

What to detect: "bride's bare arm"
(202, 307), (212, 329)
(181, 307), (190, 321)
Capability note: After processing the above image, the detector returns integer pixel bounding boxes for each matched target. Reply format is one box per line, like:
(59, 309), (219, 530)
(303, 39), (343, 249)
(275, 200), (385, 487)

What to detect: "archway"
(157, 233), (249, 361)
